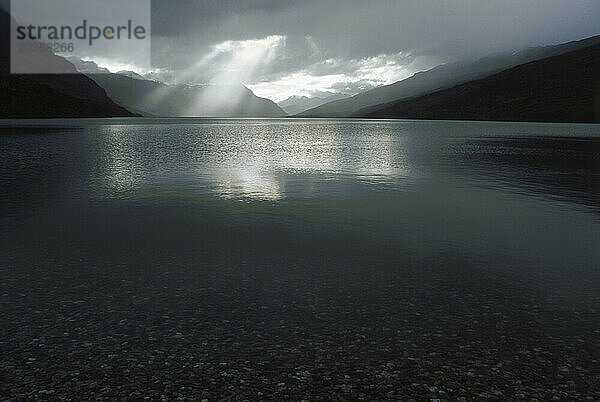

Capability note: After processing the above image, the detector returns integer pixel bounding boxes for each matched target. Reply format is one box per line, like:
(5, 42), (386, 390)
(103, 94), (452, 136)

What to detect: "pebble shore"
(2, 249), (599, 400)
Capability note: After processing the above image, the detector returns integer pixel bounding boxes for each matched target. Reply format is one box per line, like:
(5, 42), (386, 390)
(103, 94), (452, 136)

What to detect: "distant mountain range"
(278, 93), (349, 115)
(297, 35), (600, 119)
(68, 57), (286, 118)
(354, 42), (600, 123)
(0, 10), (135, 118)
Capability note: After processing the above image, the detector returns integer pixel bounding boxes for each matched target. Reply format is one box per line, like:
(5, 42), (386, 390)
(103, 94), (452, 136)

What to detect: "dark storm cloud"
(142, 0), (600, 99)
(152, 0), (301, 38)
(150, 0), (600, 67)
(6, 0), (597, 99)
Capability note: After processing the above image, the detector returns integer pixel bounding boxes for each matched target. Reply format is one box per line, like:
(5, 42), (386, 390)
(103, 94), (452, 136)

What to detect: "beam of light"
(185, 35), (284, 116)
(140, 35), (285, 116)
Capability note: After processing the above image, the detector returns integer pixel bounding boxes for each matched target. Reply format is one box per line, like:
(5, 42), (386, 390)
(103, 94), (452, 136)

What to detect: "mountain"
(354, 42), (600, 123)
(297, 35), (600, 117)
(0, 9), (136, 118)
(68, 58), (286, 118)
(278, 93), (349, 115)
(116, 70), (147, 80)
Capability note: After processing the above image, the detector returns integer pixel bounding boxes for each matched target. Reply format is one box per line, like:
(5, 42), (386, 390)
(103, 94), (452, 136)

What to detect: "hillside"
(68, 58), (286, 118)
(297, 35), (600, 118)
(354, 43), (600, 123)
(278, 93), (348, 115)
(0, 9), (136, 118)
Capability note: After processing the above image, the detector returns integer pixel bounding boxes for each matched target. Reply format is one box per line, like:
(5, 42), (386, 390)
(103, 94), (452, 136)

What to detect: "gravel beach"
(2, 202), (599, 400)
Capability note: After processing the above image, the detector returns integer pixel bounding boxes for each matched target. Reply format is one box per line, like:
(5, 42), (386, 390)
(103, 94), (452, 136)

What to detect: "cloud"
(246, 49), (431, 101)
(168, 35), (285, 85)
(89, 0), (600, 99)
(148, 30), (436, 101)
(151, 0), (600, 61)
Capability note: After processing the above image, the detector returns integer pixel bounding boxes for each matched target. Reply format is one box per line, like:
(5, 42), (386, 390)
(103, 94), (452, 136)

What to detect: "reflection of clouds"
(209, 168), (282, 201)
(203, 122), (415, 199)
(199, 121), (345, 200)
(89, 120), (417, 201)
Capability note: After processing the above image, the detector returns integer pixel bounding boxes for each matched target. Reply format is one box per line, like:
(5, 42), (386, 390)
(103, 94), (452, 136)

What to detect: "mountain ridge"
(296, 35), (600, 118)
(0, 8), (136, 118)
(278, 93), (349, 115)
(353, 42), (600, 123)
(67, 57), (286, 118)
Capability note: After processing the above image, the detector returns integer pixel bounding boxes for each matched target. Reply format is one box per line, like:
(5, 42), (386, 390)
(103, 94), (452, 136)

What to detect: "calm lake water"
(1, 118), (599, 398)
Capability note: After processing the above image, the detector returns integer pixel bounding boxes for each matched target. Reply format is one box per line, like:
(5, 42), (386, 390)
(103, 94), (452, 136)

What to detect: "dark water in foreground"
(1, 118), (599, 399)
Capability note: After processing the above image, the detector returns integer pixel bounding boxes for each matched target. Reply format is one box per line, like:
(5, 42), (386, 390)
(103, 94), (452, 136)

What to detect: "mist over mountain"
(68, 57), (286, 118)
(297, 35), (600, 118)
(354, 42), (600, 123)
(278, 93), (348, 115)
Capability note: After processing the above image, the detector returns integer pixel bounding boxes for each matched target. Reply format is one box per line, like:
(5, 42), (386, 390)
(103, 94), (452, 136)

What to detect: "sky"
(5, 0), (600, 102)
(146, 0), (600, 102)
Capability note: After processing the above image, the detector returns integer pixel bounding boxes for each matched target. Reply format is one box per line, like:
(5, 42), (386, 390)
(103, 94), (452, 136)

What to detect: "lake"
(1, 118), (599, 399)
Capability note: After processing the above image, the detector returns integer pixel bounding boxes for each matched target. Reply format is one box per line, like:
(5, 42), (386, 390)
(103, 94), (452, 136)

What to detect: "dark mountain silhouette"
(0, 8), (136, 118)
(278, 93), (349, 115)
(68, 58), (286, 118)
(353, 44), (600, 122)
(354, 43), (600, 123)
(297, 35), (600, 118)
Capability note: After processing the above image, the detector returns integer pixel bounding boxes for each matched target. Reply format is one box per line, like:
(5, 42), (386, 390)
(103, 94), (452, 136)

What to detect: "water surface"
(1, 118), (599, 399)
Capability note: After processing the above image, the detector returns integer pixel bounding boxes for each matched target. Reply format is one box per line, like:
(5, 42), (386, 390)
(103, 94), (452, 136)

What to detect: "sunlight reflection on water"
(90, 120), (418, 201)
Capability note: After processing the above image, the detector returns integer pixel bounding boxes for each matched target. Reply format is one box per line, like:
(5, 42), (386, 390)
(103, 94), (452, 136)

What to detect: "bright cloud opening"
(248, 52), (418, 102)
